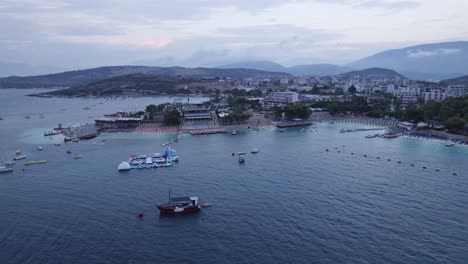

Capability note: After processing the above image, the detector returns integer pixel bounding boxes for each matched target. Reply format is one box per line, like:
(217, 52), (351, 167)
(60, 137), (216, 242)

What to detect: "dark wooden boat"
(157, 189), (200, 215)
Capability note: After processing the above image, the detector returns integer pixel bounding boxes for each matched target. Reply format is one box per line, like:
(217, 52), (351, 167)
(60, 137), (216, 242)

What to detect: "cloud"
(356, 0), (419, 11)
(315, 0), (419, 12)
(407, 48), (461, 58)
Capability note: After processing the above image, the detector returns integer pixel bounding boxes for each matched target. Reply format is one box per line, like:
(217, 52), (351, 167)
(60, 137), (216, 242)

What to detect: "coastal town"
(86, 69), (468, 144)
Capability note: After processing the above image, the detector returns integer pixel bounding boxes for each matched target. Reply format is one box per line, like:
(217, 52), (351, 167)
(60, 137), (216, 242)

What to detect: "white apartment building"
(446, 85), (467, 98)
(265, 92), (299, 106)
(423, 87), (447, 102)
(394, 86), (419, 104)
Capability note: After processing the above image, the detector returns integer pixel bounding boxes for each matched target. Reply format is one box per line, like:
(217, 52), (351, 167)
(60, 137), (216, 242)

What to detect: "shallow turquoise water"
(0, 89), (467, 264)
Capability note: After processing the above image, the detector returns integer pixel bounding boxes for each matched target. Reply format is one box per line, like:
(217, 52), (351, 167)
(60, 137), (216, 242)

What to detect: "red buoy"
(137, 212), (144, 218)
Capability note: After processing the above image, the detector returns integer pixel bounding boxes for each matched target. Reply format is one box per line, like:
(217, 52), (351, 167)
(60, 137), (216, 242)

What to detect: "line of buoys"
(325, 147), (458, 175)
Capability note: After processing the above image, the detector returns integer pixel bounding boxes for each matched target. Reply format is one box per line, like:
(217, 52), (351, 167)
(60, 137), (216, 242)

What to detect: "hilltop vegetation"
(0, 65), (290, 89)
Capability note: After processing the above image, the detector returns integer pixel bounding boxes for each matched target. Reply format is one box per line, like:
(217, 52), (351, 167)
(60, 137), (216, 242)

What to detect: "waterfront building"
(394, 86), (419, 105)
(265, 91), (299, 106)
(182, 105), (212, 120)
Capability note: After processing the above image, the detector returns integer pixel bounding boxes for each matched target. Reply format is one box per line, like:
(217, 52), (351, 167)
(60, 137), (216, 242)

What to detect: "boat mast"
(168, 188), (171, 204)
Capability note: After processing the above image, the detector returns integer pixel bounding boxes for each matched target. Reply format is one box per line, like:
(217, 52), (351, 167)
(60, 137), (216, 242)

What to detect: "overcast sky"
(1, 0), (467, 69)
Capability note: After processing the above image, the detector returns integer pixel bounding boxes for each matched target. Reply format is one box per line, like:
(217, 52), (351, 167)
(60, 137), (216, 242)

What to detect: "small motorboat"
(66, 150), (72, 154)
(24, 161), (36, 165)
(14, 155), (27, 160)
(15, 150), (22, 155)
(365, 134), (379, 138)
(35, 160), (47, 164)
(73, 155), (82, 159)
(37, 146), (43, 151)
(381, 133), (399, 139)
(231, 130), (237, 135)
(71, 138), (79, 142)
(0, 166), (13, 173)
(251, 148), (259, 154)
(5, 160), (15, 166)
(54, 143), (61, 146)
(202, 203), (213, 207)
(445, 141), (456, 147)
(238, 152), (246, 163)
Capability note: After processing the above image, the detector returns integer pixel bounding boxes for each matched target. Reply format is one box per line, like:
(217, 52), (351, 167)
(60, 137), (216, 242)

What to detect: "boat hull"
(157, 205), (201, 215)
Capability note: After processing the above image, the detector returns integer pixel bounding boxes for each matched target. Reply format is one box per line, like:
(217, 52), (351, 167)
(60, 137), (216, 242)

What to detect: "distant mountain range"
(2, 41), (468, 87)
(217, 61), (351, 76)
(347, 41), (468, 80)
(0, 66), (290, 89)
(217, 41), (468, 80)
(442, 74), (468, 86)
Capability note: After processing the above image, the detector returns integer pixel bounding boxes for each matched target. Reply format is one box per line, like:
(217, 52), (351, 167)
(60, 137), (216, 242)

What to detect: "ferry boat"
(157, 190), (201, 215)
(118, 148), (178, 171)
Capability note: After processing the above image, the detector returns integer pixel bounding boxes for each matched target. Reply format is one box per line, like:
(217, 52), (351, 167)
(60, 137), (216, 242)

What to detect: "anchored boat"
(157, 190), (201, 215)
(238, 152), (246, 163)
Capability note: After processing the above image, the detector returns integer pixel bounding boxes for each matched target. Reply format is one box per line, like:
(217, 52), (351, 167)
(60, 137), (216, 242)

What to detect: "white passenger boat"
(13, 155), (27, 160)
(0, 166), (13, 173)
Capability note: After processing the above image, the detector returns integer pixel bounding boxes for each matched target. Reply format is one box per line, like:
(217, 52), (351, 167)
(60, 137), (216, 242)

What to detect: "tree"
(348, 85), (357, 94)
(164, 110), (181, 126)
(445, 116), (466, 133)
(145, 104), (158, 113)
(404, 105), (423, 123)
(283, 104), (311, 120)
(422, 100), (441, 121)
(334, 88), (344, 95)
